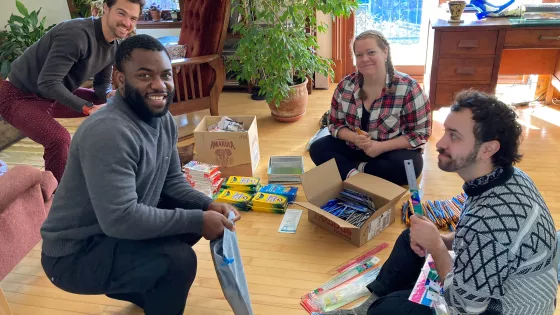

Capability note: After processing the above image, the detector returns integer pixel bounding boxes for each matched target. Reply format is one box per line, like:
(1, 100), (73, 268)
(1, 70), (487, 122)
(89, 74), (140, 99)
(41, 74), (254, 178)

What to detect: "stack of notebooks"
(182, 161), (223, 197)
(267, 156), (305, 184)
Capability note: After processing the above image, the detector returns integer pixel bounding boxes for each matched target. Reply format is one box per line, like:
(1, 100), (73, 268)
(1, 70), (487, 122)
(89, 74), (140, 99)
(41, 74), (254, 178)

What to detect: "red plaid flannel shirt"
(328, 71), (432, 150)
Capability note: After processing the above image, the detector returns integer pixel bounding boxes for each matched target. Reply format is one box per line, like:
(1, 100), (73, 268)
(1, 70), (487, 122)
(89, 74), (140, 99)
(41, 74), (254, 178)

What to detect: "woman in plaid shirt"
(309, 30), (432, 185)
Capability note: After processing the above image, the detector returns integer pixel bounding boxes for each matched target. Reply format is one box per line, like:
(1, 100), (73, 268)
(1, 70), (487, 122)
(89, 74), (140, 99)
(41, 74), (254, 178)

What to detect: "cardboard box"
(194, 116), (260, 177)
(296, 159), (407, 247)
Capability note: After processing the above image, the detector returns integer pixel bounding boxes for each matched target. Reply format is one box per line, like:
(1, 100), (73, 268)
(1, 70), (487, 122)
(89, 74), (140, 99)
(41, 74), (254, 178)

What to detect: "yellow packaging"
(223, 176), (260, 188)
(251, 192), (288, 210)
(251, 204), (286, 214)
(215, 189), (253, 210)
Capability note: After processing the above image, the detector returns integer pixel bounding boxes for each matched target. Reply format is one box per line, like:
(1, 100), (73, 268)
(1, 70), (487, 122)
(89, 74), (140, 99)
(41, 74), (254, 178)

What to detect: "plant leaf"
(15, 0), (28, 16)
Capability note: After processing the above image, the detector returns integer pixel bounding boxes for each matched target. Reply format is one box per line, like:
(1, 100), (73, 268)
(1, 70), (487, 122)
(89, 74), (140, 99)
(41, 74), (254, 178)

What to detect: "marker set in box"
(321, 189), (376, 228)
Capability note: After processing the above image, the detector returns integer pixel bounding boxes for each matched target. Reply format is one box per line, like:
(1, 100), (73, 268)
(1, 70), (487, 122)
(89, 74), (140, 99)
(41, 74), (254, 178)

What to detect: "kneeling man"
(40, 34), (238, 315)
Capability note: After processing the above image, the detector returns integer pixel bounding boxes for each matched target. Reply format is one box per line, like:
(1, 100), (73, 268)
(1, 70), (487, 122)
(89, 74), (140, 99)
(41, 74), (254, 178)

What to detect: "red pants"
(0, 80), (102, 183)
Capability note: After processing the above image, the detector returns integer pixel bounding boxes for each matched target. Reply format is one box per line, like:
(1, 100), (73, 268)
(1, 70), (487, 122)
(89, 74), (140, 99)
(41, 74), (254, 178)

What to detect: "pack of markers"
(320, 189), (376, 228)
(402, 193), (466, 231)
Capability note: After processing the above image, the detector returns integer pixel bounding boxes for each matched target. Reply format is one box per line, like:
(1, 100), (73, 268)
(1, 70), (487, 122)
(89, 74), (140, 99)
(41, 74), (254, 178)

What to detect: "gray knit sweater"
(41, 92), (213, 257)
(444, 166), (558, 315)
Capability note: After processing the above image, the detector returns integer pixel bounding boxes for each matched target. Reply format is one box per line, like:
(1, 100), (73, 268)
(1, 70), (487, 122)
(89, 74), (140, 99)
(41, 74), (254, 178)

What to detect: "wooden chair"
(169, 0), (231, 117)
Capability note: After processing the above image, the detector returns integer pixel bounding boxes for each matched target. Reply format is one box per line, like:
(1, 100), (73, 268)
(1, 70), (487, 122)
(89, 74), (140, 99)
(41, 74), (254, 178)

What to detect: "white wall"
(0, 0), (71, 30)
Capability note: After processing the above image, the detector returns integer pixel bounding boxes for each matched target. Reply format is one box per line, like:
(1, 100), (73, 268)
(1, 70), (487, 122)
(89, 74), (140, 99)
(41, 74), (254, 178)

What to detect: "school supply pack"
(320, 188), (376, 228)
(300, 243), (388, 314)
(402, 193), (465, 231)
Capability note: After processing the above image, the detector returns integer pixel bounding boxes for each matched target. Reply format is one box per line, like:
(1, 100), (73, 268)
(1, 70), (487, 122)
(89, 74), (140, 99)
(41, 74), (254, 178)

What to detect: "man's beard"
(437, 144), (480, 172)
(110, 23), (130, 39)
(123, 81), (173, 121)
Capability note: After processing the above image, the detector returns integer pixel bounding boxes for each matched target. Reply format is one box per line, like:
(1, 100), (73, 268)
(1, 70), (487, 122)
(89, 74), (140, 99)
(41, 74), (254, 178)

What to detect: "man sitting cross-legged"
(325, 90), (558, 315)
(40, 34), (239, 315)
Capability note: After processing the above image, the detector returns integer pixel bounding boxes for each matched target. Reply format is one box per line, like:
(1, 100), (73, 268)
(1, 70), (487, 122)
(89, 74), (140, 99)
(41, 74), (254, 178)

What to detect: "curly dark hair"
(115, 34), (170, 71)
(105, 0), (146, 10)
(451, 90), (523, 167)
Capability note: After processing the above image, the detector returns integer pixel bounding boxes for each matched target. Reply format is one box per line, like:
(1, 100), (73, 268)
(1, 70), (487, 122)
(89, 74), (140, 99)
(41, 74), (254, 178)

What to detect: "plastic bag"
(210, 211), (254, 315)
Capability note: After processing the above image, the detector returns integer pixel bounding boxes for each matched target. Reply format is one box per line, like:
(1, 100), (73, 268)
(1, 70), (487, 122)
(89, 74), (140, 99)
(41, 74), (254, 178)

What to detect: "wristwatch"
(82, 101), (94, 115)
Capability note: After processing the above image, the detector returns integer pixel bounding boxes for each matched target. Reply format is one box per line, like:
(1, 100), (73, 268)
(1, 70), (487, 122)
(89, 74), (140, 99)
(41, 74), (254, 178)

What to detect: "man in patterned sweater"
(325, 90), (557, 315)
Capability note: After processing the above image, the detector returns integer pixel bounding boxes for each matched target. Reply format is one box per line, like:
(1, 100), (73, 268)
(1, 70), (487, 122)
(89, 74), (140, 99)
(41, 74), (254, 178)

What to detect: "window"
(150, 0), (179, 10)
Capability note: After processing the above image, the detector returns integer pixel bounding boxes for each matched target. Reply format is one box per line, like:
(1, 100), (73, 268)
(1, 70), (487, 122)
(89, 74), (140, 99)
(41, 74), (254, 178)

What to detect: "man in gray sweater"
(0, 0), (144, 183)
(40, 34), (240, 315)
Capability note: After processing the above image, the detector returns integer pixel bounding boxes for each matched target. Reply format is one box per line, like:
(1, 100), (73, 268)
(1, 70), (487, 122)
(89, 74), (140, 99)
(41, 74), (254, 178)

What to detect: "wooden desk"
(424, 12), (560, 110)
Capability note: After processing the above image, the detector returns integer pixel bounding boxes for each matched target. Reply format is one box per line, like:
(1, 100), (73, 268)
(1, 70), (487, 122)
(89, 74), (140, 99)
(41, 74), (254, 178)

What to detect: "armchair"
(0, 165), (57, 315)
(170, 0), (231, 117)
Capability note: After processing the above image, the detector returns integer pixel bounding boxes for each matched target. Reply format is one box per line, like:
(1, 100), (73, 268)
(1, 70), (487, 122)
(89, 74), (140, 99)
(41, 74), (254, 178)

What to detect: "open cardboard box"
(295, 159), (407, 247)
(194, 116), (260, 177)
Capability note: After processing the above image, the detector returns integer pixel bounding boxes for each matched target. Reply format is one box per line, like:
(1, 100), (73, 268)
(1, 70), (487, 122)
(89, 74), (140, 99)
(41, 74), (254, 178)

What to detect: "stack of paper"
(267, 156), (304, 183)
(183, 161), (223, 197)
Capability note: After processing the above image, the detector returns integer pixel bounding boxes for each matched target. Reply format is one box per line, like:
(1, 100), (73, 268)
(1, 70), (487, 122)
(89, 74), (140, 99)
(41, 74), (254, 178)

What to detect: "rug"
(0, 116), (25, 152)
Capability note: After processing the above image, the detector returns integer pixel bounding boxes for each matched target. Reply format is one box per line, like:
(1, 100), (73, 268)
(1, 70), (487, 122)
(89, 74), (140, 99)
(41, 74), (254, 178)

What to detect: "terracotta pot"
(267, 78), (308, 122)
(150, 10), (161, 22)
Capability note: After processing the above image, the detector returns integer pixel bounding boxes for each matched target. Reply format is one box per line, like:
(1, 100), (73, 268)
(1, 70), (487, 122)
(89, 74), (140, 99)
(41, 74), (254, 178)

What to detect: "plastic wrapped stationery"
(215, 189), (253, 211)
(267, 156), (304, 183)
(182, 161), (223, 197)
(259, 184), (298, 203)
(250, 192), (288, 214)
(221, 176), (261, 193)
(210, 211), (254, 315)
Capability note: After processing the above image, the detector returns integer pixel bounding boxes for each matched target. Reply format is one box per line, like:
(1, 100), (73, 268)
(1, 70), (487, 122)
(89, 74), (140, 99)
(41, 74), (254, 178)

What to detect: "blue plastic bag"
(210, 211), (254, 315)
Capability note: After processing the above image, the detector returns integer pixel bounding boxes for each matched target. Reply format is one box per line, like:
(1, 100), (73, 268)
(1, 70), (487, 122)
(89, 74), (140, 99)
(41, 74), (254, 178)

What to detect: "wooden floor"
(1, 87), (560, 314)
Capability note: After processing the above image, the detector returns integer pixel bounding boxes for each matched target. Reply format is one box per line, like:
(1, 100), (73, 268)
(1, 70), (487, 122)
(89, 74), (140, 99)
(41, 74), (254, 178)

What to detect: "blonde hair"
(352, 30), (395, 99)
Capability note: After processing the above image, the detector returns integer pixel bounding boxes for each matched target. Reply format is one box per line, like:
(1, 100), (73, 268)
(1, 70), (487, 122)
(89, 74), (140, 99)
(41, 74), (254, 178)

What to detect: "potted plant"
(91, 0), (104, 17)
(228, 0), (358, 122)
(149, 2), (161, 22)
(0, 0), (55, 78)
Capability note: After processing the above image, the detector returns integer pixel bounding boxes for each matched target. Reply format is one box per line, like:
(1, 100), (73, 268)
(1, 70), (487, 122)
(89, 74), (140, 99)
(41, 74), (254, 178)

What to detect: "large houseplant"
(228, 0), (358, 122)
(0, 0), (55, 78)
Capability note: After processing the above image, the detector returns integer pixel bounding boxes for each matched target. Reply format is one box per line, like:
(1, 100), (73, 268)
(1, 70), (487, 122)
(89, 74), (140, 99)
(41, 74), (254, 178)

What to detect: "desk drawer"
(440, 31), (498, 55)
(437, 58), (494, 82)
(505, 29), (560, 48)
(435, 83), (493, 106)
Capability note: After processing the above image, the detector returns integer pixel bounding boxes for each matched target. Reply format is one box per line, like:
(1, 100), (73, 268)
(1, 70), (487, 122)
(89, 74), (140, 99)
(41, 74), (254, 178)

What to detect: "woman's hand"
(363, 140), (386, 158)
(353, 133), (372, 150)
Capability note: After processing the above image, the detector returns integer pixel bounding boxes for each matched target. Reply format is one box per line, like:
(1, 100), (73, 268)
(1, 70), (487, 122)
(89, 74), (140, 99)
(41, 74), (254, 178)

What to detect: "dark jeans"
(366, 229), (432, 315)
(41, 196), (201, 315)
(309, 136), (423, 186)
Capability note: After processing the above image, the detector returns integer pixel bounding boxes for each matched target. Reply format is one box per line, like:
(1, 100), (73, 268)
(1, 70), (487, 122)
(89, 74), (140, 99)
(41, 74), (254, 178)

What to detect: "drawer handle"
(539, 35), (560, 41)
(457, 40), (479, 48)
(456, 67), (475, 75)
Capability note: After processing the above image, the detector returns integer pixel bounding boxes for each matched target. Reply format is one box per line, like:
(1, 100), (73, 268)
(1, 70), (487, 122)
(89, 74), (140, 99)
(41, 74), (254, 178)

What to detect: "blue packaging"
(258, 184), (298, 203)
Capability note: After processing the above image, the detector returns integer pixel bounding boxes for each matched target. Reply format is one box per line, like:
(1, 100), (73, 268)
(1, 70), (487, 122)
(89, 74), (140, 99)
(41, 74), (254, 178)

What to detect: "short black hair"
(451, 90), (523, 168)
(105, 0), (146, 10)
(115, 34), (170, 71)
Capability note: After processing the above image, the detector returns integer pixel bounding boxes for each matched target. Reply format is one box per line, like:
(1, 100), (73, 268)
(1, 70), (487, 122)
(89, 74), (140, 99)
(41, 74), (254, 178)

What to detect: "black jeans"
(365, 229), (433, 315)
(41, 195), (201, 315)
(309, 136), (423, 186)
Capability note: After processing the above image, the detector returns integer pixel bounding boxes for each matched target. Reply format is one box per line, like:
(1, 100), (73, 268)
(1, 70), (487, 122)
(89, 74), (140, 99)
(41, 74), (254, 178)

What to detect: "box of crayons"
(221, 176), (261, 194)
(258, 184), (298, 203)
(215, 189), (253, 211)
(249, 192), (288, 214)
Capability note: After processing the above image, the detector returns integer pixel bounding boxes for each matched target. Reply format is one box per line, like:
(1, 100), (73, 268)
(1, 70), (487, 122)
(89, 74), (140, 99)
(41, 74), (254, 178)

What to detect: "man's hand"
(410, 215), (445, 255)
(207, 202), (241, 222)
(202, 211), (234, 240)
(83, 104), (106, 116)
(353, 133), (372, 150)
(363, 140), (386, 158)
(106, 90), (117, 99)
